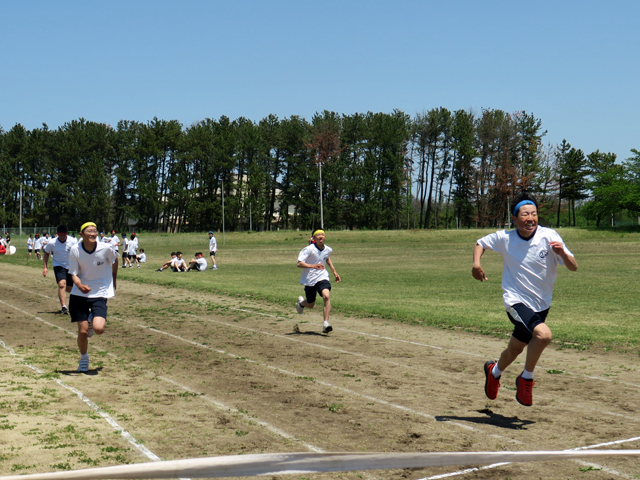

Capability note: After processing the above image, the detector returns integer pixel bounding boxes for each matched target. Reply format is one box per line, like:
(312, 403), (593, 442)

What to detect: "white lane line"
(0, 336), (161, 463)
(4, 281), (639, 389)
(131, 322), (520, 445)
(183, 314), (470, 382)
(0, 297), (325, 455)
(423, 434), (640, 480)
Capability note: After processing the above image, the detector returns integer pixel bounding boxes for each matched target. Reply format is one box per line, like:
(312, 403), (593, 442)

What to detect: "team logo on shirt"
(97, 261), (104, 266)
(539, 250), (548, 259)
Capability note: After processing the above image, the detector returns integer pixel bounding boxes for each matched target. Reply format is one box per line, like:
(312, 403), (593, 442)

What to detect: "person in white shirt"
(120, 232), (129, 267)
(34, 233), (43, 260)
(136, 249), (146, 264)
(187, 252), (208, 271)
(173, 252), (187, 272)
(156, 252), (177, 272)
(473, 192), (578, 407)
(124, 233), (139, 268)
(27, 235), (35, 258)
(208, 231), (218, 270)
(41, 233), (50, 251)
(68, 222), (118, 373)
(109, 230), (120, 255)
(43, 225), (78, 315)
(295, 229), (341, 334)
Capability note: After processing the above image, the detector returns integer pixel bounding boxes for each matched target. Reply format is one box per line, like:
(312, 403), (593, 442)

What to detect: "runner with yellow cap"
(295, 229), (341, 334)
(68, 222), (119, 373)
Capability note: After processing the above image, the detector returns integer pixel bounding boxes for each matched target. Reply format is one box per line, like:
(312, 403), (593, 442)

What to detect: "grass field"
(4, 227), (640, 351)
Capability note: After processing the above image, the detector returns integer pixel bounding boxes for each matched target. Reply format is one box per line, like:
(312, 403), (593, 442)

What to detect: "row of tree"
(1, 109), (638, 232)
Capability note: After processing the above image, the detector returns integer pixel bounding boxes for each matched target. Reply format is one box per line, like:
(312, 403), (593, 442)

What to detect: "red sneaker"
(483, 360), (500, 400)
(515, 375), (535, 406)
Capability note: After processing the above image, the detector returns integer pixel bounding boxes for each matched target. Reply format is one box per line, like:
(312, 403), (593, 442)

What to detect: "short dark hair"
(57, 225), (69, 233)
(177, 251), (182, 255)
(171, 252), (176, 256)
(139, 248), (144, 252)
(511, 192), (539, 217)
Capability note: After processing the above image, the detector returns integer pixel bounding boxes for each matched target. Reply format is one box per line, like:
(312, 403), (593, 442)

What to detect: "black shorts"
(209, 251), (216, 257)
(53, 266), (73, 285)
(35, 249), (40, 254)
(69, 295), (108, 323)
(506, 303), (549, 344)
(28, 247), (33, 252)
(127, 253), (137, 259)
(304, 280), (332, 304)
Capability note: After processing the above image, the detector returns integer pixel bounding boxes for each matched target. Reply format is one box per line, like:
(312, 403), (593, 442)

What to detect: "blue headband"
(513, 200), (536, 216)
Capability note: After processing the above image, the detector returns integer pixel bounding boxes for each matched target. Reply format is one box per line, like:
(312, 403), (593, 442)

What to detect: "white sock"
(491, 363), (503, 378)
(521, 368), (534, 380)
(323, 320), (330, 327)
(80, 353), (89, 359)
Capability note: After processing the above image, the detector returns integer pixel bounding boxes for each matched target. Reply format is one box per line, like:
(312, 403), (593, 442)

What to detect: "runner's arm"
(326, 257), (340, 282)
(42, 252), (50, 277)
(472, 243), (488, 281)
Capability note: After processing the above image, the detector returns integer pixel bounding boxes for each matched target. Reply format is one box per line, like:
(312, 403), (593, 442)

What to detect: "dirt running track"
(0, 263), (639, 479)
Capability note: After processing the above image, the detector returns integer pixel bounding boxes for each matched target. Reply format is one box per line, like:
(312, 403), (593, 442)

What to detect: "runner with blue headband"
(472, 192), (578, 406)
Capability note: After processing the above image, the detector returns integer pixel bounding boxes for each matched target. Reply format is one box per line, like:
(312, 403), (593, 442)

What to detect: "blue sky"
(1, 1), (638, 161)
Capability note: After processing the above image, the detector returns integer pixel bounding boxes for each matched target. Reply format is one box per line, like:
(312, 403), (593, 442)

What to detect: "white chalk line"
(0, 297), (327, 457)
(0, 333), (161, 463)
(3, 282), (640, 462)
(226, 304), (640, 388)
(183, 313), (466, 382)
(4, 280), (639, 389)
(180, 310), (640, 425)
(422, 433), (640, 480)
(134, 320), (519, 444)
(3, 281), (639, 449)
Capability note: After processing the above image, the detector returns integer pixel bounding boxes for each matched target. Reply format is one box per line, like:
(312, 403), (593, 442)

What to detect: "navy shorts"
(69, 295), (108, 323)
(53, 266), (73, 285)
(209, 251), (216, 257)
(506, 303), (549, 344)
(304, 280), (332, 304)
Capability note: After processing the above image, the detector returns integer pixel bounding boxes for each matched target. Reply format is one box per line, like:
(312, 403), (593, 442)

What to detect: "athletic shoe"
(212, 266), (217, 270)
(137, 265), (140, 268)
(61, 306), (69, 315)
(515, 375), (535, 406)
(296, 296), (304, 314)
(156, 269), (162, 272)
(87, 313), (95, 338)
(78, 356), (89, 373)
(322, 324), (333, 334)
(483, 360), (500, 400)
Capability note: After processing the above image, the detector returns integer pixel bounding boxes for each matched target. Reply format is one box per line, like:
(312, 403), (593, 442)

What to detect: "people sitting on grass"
(173, 252), (187, 272)
(136, 248), (146, 264)
(186, 252), (208, 271)
(156, 252), (177, 272)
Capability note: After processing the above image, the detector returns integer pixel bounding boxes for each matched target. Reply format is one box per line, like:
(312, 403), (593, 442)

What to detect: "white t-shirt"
(195, 257), (207, 271)
(34, 238), (42, 250)
(137, 252), (147, 263)
(477, 226), (574, 312)
(126, 237), (138, 255)
(209, 236), (217, 252)
(110, 234), (120, 251)
(298, 244), (333, 286)
(174, 258), (186, 270)
(41, 236), (50, 247)
(27, 237), (34, 248)
(69, 241), (118, 298)
(44, 236), (78, 269)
